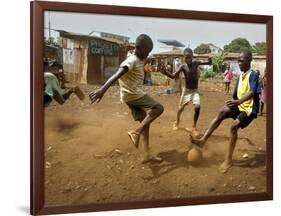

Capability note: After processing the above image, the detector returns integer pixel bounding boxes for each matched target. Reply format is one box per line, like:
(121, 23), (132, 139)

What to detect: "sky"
(44, 11), (266, 54)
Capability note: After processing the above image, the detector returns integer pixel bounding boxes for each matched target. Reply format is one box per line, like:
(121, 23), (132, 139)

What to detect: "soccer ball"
(187, 147), (203, 166)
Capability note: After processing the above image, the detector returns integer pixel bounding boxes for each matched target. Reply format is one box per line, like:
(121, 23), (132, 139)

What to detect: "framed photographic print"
(31, 1), (273, 215)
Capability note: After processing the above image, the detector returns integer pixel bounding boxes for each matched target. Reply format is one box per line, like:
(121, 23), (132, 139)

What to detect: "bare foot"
(172, 122), (179, 130)
(189, 135), (205, 148)
(219, 161), (232, 173)
(191, 128), (200, 138)
(127, 131), (140, 148)
(142, 155), (163, 164)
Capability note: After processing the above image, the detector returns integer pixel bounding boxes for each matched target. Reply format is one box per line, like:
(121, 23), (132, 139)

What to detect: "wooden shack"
(58, 30), (134, 84)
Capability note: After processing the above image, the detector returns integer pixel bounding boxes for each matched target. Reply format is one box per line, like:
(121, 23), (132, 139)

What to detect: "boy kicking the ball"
(190, 50), (260, 173)
(89, 34), (164, 164)
(161, 48), (212, 138)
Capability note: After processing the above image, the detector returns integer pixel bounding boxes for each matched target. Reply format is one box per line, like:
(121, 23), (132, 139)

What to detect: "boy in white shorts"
(161, 48), (212, 137)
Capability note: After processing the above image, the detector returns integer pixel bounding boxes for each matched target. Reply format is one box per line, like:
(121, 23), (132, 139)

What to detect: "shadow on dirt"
(144, 148), (222, 180)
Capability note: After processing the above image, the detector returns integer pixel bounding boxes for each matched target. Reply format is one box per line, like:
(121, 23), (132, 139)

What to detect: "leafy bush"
(202, 68), (214, 79)
(212, 52), (225, 73)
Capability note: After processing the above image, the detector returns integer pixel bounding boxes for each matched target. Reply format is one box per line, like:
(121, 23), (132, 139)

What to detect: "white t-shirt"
(119, 54), (146, 102)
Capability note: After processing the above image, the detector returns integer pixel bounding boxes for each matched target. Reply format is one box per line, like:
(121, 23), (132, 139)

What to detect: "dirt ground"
(44, 81), (267, 206)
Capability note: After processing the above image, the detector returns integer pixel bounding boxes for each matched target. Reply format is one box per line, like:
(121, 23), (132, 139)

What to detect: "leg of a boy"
(135, 104), (164, 135)
(191, 105), (231, 146)
(193, 105), (200, 128)
(141, 123), (162, 163)
(136, 109), (163, 163)
(62, 89), (74, 100)
(219, 119), (240, 173)
(173, 105), (185, 130)
(227, 83), (230, 93)
(191, 104), (200, 137)
(137, 114), (149, 152)
(202, 106), (231, 140)
(62, 86), (85, 101)
(260, 102), (264, 115)
(142, 124), (150, 155)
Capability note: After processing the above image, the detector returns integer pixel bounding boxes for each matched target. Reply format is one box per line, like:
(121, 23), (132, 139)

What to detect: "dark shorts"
(225, 106), (255, 129)
(126, 94), (160, 121)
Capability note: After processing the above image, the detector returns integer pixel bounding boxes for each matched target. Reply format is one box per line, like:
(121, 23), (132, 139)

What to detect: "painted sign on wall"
(90, 40), (119, 56)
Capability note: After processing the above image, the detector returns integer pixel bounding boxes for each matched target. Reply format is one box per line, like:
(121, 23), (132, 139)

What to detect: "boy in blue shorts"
(190, 50), (260, 173)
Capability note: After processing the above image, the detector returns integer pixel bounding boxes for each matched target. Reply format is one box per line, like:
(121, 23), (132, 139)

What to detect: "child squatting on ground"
(160, 48), (212, 138)
(89, 34), (164, 164)
(190, 50), (261, 173)
(44, 61), (85, 107)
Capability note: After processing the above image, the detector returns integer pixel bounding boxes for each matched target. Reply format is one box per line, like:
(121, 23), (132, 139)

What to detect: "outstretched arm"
(89, 67), (128, 103)
(161, 65), (183, 79)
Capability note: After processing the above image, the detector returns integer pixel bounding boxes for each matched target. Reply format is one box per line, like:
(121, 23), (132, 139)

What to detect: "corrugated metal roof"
(153, 50), (265, 60)
(206, 43), (222, 50)
(153, 49), (184, 56)
(224, 52), (266, 59)
(158, 40), (185, 47)
(153, 50), (212, 58)
(57, 30), (128, 45)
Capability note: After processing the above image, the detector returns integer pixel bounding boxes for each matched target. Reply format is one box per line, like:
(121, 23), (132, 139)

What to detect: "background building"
(57, 30), (134, 84)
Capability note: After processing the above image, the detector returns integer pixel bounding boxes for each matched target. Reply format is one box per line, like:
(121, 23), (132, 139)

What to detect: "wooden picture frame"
(31, 1), (273, 215)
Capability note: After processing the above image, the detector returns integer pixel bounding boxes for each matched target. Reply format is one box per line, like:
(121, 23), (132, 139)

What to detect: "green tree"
(252, 42), (266, 55)
(223, 38), (252, 53)
(194, 43), (211, 54)
(212, 52), (225, 73)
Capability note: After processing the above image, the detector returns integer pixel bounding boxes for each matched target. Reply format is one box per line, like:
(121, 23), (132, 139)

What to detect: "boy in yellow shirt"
(90, 34), (164, 164)
(191, 50), (260, 173)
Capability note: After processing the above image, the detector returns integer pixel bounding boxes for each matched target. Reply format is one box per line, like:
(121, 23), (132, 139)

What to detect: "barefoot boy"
(190, 50), (261, 173)
(161, 48), (212, 137)
(89, 34), (164, 163)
